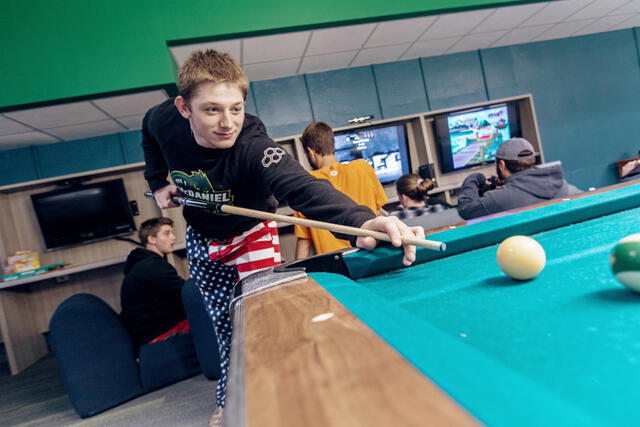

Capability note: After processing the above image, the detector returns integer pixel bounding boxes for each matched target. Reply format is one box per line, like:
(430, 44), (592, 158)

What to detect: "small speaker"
(418, 164), (435, 181)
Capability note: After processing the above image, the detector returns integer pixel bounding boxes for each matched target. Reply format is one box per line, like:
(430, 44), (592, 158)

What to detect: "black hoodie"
(141, 98), (375, 241)
(120, 248), (185, 348)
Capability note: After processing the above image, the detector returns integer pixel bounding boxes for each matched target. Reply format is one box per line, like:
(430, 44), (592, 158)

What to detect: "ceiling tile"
(299, 51), (358, 74)
(572, 14), (639, 36)
(531, 19), (596, 41)
(365, 16), (437, 48)
(243, 32), (309, 64)
(5, 102), (108, 129)
(568, 0), (629, 20)
(169, 40), (242, 68)
(351, 44), (411, 67)
(401, 37), (460, 59)
(472, 3), (548, 32)
(608, 12), (640, 29)
(244, 58), (300, 82)
(421, 9), (495, 39)
(613, 0), (640, 14)
(92, 91), (168, 118)
(306, 23), (376, 55)
(447, 31), (509, 54)
(45, 120), (127, 140)
(117, 114), (145, 130)
(0, 115), (33, 136)
(521, 0), (593, 26)
(0, 132), (59, 151)
(490, 25), (554, 47)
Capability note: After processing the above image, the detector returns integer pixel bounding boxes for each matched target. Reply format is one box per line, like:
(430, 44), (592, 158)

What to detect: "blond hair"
(177, 49), (249, 102)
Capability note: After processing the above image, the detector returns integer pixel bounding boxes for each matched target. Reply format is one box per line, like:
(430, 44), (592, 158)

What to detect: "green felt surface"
(312, 204), (640, 426)
(344, 182), (640, 279)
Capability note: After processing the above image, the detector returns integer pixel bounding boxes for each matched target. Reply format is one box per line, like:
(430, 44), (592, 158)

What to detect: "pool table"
(224, 181), (640, 427)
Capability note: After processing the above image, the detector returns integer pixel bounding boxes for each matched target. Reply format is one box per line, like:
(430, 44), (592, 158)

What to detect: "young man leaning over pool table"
(141, 49), (424, 425)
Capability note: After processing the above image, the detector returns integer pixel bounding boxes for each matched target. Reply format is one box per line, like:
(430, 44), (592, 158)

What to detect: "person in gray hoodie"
(457, 138), (581, 220)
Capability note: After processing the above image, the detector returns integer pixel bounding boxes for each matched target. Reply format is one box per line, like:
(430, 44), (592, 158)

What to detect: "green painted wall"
(1, 0), (534, 109)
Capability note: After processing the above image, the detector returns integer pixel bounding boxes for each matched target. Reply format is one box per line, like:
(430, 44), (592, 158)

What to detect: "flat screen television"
(31, 178), (136, 250)
(333, 122), (411, 184)
(434, 102), (521, 174)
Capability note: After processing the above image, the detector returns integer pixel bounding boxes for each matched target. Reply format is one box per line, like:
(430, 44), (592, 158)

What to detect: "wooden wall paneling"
(0, 193), (11, 263)
(0, 287), (48, 374)
(518, 96), (544, 162)
(28, 265), (124, 333)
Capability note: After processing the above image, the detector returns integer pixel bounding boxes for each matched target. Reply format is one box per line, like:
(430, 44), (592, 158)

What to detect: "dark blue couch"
(49, 280), (220, 418)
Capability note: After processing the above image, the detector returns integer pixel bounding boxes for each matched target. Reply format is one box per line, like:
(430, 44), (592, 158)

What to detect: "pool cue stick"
(144, 192), (446, 252)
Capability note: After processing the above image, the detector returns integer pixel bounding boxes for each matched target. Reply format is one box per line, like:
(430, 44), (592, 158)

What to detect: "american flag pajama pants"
(185, 220), (281, 408)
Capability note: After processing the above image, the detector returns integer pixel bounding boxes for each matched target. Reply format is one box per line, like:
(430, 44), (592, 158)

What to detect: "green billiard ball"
(610, 234), (640, 292)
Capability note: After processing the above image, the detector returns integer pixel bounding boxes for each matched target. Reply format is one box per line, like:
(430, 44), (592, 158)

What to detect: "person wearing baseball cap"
(456, 137), (581, 220)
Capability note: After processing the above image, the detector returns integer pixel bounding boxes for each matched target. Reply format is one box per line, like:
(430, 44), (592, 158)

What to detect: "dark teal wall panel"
(35, 134), (125, 178)
(0, 147), (39, 186)
(373, 60), (429, 119)
(421, 52), (487, 110)
(252, 76), (314, 138)
(482, 29), (640, 190)
(119, 130), (144, 163)
(305, 67), (382, 128)
(246, 85), (258, 116)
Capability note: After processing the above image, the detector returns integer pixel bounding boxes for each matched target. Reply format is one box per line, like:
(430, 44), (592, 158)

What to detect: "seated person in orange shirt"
(120, 217), (188, 348)
(294, 122), (388, 259)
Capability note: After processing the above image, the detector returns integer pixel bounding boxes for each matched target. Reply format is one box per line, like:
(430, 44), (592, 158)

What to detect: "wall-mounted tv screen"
(333, 123), (411, 184)
(31, 178), (136, 250)
(434, 102), (521, 174)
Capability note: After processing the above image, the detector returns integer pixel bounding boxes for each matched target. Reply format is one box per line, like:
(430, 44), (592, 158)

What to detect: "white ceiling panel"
(448, 30), (509, 54)
(117, 114), (145, 130)
(244, 58), (301, 82)
(401, 37), (460, 60)
(572, 13), (639, 36)
(299, 51), (358, 74)
(306, 24), (376, 55)
(351, 44), (410, 67)
(569, 0), (629, 20)
(472, 3), (547, 32)
(45, 120), (127, 140)
(365, 16), (437, 47)
(5, 102), (108, 129)
(170, 40), (242, 67)
(609, 12), (640, 29)
(92, 91), (168, 118)
(521, 0), (593, 26)
(243, 32), (309, 64)
(421, 9), (495, 39)
(531, 19), (596, 41)
(0, 132), (59, 150)
(0, 115), (33, 136)
(490, 24), (555, 47)
(613, 0), (640, 14)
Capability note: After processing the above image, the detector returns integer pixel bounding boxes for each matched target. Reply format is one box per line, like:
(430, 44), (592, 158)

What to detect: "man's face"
(149, 224), (176, 255)
(177, 82), (245, 149)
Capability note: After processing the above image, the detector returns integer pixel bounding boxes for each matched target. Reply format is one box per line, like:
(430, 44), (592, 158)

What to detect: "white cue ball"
(496, 235), (546, 280)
